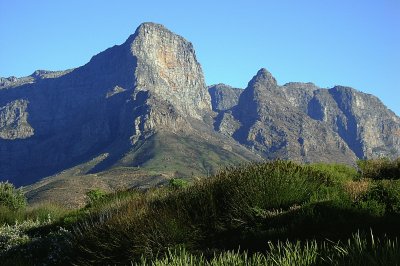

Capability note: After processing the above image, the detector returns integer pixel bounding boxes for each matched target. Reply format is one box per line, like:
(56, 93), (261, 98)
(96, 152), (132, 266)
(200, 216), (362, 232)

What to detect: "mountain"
(213, 69), (400, 162)
(0, 23), (258, 190)
(1, 22), (399, 206)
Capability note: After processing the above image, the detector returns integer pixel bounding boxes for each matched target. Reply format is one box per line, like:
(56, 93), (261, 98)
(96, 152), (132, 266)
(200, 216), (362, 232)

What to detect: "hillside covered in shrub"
(1, 159), (400, 265)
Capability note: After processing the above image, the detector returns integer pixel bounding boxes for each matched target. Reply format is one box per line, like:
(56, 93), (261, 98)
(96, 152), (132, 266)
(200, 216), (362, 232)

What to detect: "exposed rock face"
(212, 69), (400, 163)
(208, 84), (243, 112)
(316, 86), (400, 158)
(0, 100), (34, 139)
(0, 69), (74, 90)
(131, 23), (211, 120)
(225, 69), (356, 163)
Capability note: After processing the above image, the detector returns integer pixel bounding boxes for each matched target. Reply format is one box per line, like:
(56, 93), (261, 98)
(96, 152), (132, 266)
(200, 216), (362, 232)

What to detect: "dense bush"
(86, 188), (107, 207)
(68, 161), (336, 264)
(0, 218), (72, 265)
(0, 182), (27, 211)
(357, 181), (400, 215)
(357, 158), (400, 180)
(168, 178), (188, 189)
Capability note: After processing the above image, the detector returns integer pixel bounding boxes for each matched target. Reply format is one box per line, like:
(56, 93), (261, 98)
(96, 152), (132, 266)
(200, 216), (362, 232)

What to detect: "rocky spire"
(128, 22), (212, 119)
(247, 68), (277, 91)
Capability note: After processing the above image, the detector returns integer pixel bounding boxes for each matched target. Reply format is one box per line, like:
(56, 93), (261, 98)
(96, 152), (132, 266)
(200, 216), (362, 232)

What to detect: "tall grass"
(0, 202), (69, 225)
(135, 232), (400, 266)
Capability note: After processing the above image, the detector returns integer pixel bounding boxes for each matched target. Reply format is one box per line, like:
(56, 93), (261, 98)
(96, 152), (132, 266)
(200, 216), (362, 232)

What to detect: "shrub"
(215, 161), (327, 217)
(0, 218), (72, 265)
(343, 180), (370, 201)
(357, 158), (400, 180)
(25, 203), (70, 223)
(5, 160), (399, 265)
(0, 182), (27, 211)
(357, 181), (400, 215)
(86, 189), (107, 207)
(169, 178), (189, 190)
(310, 163), (359, 183)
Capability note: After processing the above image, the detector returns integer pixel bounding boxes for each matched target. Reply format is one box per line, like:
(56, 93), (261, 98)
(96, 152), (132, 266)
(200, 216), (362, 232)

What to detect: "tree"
(0, 181), (27, 210)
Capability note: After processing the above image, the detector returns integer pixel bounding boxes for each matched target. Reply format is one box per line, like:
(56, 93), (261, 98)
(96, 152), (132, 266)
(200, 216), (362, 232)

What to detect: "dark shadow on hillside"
(0, 42), (138, 186)
(206, 201), (400, 252)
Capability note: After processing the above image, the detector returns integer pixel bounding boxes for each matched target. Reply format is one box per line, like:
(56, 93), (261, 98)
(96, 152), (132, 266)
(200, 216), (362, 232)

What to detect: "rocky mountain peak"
(248, 68), (277, 90)
(136, 22), (172, 35)
(127, 22), (211, 119)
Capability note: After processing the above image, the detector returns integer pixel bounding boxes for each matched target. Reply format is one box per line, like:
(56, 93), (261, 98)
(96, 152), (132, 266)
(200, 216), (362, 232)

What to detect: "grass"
(123, 133), (252, 178)
(0, 202), (70, 225)
(1, 159), (400, 265)
(136, 232), (400, 266)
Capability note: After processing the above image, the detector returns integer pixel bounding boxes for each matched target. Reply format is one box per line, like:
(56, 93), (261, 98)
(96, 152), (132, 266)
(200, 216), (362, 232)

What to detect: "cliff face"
(282, 83), (400, 159)
(208, 84), (243, 112)
(214, 69), (357, 164)
(1, 22), (399, 191)
(212, 69), (400, 163)
(131, 23), (211, 120)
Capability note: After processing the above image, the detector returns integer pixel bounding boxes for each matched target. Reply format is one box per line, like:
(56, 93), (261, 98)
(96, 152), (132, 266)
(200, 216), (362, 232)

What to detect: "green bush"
(357, 158), (400, 180)
(310, 163), (359, 183)
(0, 182), (27, 211)
(86, 188), (107, 207)
(169, 178), (189, 190)
(357, 181), (400, 215)
(213, 161), (327, 216)
(69, 161), (332, 264)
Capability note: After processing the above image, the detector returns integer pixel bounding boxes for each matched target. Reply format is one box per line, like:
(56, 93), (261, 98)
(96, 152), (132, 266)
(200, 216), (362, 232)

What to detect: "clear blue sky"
(1, 0), (399, 115)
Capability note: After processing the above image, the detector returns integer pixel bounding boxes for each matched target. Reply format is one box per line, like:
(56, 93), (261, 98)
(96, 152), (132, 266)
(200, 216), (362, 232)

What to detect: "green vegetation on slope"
(0, 182), (26, 211)
(116, 132), (257, 178)
(1, 159), (400, 265)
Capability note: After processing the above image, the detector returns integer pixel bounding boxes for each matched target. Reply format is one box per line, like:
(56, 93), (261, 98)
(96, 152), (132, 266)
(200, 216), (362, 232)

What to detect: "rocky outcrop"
(0, 99), (34, 139)
(208, 84), (243, 112)
(131, 23), (211, 120)
(281, 82), (400, 159)
(212, 69), (400, 163)
(0, 69), (74, 90)
(225, 69), (356, 163)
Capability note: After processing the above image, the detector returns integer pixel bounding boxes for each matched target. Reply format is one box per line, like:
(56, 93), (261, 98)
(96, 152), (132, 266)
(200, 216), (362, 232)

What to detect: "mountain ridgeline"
(1, 23), (399, 193)
(212, 69), (400, 164)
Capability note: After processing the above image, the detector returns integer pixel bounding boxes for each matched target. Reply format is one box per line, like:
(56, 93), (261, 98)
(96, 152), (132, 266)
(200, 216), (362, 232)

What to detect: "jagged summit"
(247, 68), (277, 91)
(134, 22), (176, 36)
(128, 22), (211, 119)
(82, 21), (212, 119)
(123, 22), (179, 47)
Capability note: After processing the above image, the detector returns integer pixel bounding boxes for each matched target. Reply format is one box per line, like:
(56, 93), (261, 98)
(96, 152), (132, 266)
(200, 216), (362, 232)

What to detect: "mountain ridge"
(0, 22), (399, 206)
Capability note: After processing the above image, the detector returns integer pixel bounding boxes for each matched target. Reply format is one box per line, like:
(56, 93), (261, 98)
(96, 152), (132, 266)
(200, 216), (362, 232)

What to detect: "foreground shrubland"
(1, 159), (400, 265)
